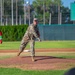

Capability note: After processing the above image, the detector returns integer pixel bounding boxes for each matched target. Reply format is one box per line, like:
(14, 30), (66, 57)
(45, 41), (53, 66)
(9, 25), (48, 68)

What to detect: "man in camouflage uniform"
(17, 18), (41, 61)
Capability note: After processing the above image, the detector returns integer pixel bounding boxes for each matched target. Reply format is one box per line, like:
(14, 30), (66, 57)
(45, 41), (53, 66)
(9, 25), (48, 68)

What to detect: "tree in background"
(32, 0), (71, 24)
(61, 6), (70, 24)
(1, 0), (71, 25)
(0, 0), (24, 25)
(4, 0), (24, 16)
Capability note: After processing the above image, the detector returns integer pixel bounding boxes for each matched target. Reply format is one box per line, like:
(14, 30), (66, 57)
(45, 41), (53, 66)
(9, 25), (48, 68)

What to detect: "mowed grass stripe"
(0, 52), (75, 60)
(0, 68), (66, 75)
(0, 41), (75, 50)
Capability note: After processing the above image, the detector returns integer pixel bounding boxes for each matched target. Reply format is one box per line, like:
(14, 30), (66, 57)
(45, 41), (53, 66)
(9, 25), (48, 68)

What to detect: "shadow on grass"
(21, 56), (64, 61)
(35, 56), (64, 61)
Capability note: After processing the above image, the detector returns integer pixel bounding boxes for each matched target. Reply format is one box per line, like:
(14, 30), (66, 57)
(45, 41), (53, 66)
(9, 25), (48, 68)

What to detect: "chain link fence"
(0, 0), (74, 25)
(0, 13), (74, 25)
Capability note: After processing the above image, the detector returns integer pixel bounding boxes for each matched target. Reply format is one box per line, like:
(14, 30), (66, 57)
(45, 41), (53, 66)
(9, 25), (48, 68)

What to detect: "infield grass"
(0, 52), (75, 60)
(0, 41), (75, 50)
(0, 68), (66, 75)
(36, 52), (75, 59)
(0, 41), (75, 75)
(0, 53), (16, 60)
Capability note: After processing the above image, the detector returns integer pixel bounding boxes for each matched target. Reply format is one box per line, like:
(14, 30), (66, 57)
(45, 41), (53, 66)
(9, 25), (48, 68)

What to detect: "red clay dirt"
(0, 48), (75, 70)
(0, 48), (75, 53)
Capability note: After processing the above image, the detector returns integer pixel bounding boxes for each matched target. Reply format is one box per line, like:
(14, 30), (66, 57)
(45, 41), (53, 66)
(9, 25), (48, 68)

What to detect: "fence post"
(43, 1), (45, 25)
(1, 0), (3, 25)
(16, 0), (18, 25)
(6, 16), (8, 26)
(49, 13), (51, 25)
(19, 15), (21, 25)
(60, 12), (62, 24)
(11, 0), (14, 25)
(24, 0), (26, 24)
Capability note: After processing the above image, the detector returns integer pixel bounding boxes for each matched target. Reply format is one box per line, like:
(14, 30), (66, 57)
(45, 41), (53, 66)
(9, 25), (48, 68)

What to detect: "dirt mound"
(0, 56), (75, 70)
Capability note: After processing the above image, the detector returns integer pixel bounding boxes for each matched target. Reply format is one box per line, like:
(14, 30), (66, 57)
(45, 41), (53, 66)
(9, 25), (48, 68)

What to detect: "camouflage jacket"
(23, 23), (40, 40)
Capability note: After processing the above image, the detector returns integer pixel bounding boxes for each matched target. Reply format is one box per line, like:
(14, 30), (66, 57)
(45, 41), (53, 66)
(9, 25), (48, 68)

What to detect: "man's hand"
(39, 39), (41, 42)
(38, 38), (41, 42)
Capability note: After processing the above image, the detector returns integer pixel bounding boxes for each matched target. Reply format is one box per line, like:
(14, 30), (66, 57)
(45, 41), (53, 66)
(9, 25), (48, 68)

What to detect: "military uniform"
(19, 23), (40, 57)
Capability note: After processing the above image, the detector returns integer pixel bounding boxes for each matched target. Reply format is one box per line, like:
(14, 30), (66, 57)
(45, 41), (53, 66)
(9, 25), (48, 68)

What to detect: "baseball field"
(0, 41), (75, 75)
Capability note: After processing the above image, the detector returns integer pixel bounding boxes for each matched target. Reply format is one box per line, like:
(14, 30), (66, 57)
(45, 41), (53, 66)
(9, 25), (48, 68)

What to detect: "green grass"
(0, 41), (75, 75)
(0, 41), (75, 50)
(0, 53), (16, 60)
(0, 54), (15, 60)
(0, 68), (66, 75)
(36, 52), (75, 59)
(0, 52), (75, 60)
(0, 56), (13, 60)
(36, 41), (75, 48)
(0, 41), (20, 50)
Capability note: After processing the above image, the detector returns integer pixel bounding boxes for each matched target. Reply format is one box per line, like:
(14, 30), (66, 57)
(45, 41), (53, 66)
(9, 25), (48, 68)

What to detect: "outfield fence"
(0, 24), (75, 41)
(38, 24), (75, 40)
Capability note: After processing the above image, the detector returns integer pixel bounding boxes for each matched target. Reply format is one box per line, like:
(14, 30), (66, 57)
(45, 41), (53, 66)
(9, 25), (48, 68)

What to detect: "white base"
(23, 50), (30, 52)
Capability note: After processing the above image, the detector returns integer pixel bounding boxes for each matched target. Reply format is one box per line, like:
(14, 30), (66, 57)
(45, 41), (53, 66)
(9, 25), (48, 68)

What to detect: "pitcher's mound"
(0, 56), (75, 70)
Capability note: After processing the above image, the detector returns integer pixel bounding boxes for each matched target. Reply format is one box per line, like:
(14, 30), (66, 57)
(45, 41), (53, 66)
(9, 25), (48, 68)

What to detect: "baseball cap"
(33, 18), (38, 21)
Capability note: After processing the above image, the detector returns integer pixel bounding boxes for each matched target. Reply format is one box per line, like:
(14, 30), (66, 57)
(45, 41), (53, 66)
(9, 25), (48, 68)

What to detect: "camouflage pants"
(20, 37), (35, 57)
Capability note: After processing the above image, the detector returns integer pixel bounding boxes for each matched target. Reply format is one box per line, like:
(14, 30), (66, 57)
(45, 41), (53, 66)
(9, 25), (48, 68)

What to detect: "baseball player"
(17, 18), (41, 61)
